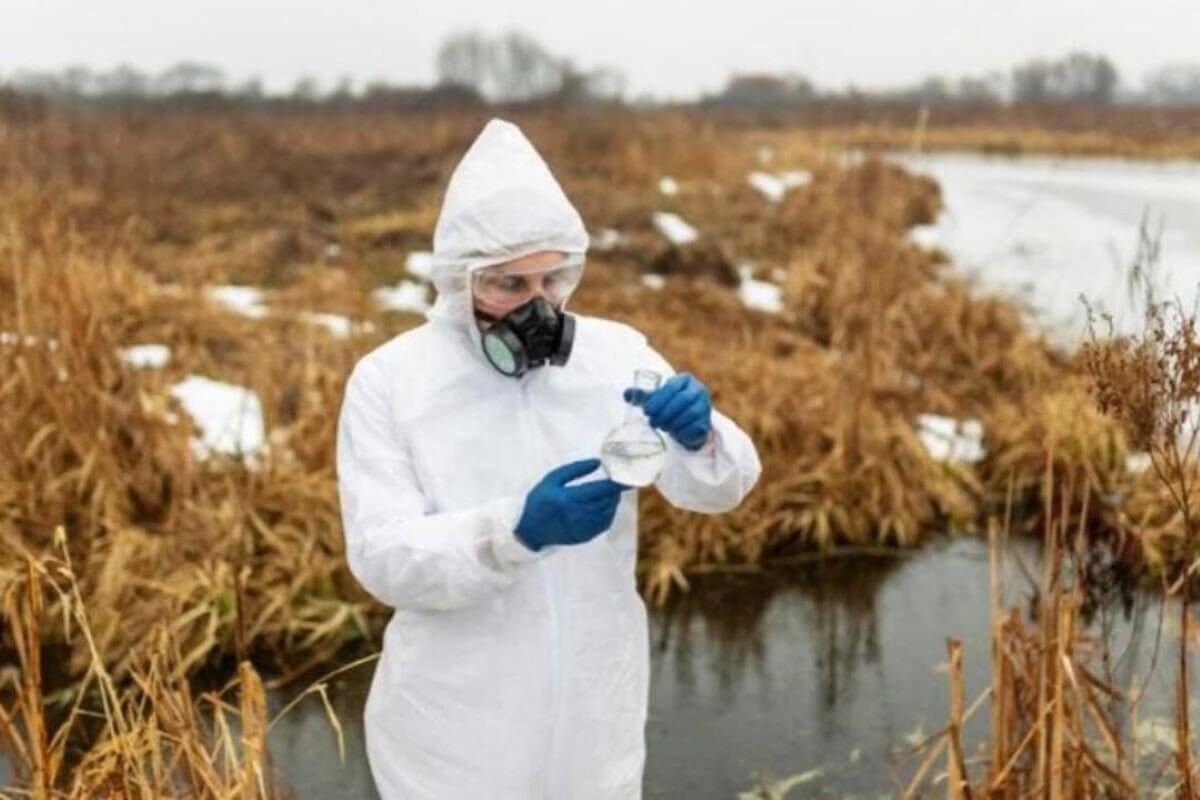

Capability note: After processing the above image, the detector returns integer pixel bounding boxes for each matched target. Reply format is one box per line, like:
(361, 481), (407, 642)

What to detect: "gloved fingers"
(570, 500), (620, 542)
(650, 386), (705, 431)
(569, 477), (628, 501)
(623, 387), (651, 406)
(579, 489), (622, 514)
(676, 422), (711, 449)
(588, 498), (622, 527)
(546, 458), (603, 486)
(641, 375), (688, 418)
(583, 494), (621, 516)
(659, 401), (709, 435)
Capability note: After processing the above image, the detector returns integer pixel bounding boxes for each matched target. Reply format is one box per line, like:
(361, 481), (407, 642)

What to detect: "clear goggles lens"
(471, 256), (585, 307)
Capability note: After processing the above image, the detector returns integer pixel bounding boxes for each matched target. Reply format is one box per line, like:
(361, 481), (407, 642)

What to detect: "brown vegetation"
(1, 109), (1197, 794)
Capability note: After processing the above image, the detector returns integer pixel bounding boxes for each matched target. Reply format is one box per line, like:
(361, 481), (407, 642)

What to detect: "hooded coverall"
(336, 118), (762, 799)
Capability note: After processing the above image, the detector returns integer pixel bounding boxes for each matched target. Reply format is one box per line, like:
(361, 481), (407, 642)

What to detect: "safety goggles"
(471, 254), (585, 308)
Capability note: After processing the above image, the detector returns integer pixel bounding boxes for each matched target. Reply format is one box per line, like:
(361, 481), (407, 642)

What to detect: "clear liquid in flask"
(601, 368), (667, 487)
(601, 436), (666, 487)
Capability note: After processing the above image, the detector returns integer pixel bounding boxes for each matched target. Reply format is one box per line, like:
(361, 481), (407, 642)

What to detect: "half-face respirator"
(472, 256), (584, 378)
(478, 296), (575, 378)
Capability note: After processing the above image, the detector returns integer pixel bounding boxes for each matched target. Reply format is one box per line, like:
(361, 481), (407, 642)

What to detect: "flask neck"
(623, 393), (654, 425)
(624, 369), (660, 424)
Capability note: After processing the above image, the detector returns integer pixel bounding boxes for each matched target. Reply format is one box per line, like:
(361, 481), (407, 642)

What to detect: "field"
(1, 108), (1198, 796)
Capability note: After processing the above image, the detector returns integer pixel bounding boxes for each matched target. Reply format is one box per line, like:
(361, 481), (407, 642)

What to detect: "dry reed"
(3, 110), (1197, 794)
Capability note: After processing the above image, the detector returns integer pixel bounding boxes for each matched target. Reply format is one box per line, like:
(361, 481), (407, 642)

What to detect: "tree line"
(3, 32), (1199, 114)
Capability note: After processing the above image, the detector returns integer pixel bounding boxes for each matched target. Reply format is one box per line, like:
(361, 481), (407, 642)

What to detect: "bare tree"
(435, 31), (491, 94)
(154, 62), (226, 95)
(95, 65), (151, 99)
(435, 29), (577, 103)
(290, 75), (320, 102)
(11, 70), (67, 97)
(957, 74), (1003, 104)
(61, 66), (96, 96)
(235, 78), (264, 101)
(579, 66), (626, 103)
(1145, 63), (1200, 105)
(1048, 52), (1119, 103)
(712, 72), (816, 106)
(1013, 58), (1053, 103)
(489, 31), (566, 101)
(1013, 51), (1119, 103)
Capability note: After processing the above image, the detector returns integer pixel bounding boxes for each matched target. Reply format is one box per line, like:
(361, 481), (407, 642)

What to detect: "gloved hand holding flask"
(625, 372), (713, 451)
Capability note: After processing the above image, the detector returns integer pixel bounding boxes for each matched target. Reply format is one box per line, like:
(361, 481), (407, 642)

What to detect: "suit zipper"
(520, 374), (560, 799)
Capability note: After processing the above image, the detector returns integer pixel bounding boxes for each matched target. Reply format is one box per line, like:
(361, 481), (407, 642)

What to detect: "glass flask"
(601, 369), (667, 487)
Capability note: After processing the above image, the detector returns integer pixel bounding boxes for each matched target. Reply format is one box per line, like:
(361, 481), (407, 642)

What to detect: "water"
(246, 536), (1191, 798)
(889, 152), (1200, 344)
(602, 438), (667, 487)
(3, 536), (1195, 796)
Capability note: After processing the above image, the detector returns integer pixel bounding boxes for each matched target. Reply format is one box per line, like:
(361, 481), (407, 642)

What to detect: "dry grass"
(1, 530), (284, 799)
(734, 102), (1200, 161)
(898, 251), (1200, 797)
(2, 108), (1198, 793)
(899, 488), (1198, 797)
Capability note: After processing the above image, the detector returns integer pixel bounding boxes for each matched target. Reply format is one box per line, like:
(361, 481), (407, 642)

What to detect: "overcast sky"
(4, 0), (1197, 100)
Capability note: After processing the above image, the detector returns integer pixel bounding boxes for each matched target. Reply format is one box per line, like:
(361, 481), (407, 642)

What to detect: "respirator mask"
(472, 255), (584, 378)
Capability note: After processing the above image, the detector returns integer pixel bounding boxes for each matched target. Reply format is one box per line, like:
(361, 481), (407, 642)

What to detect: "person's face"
(472, 251), (583, 328)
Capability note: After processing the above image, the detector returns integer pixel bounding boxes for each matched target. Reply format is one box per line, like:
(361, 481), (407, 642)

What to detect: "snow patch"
(374, 281), (431, 314)
(591, 228), (623, 251)
(917, 414), (986, 464)
(208, 285), (267, 319)
(405, 251), (434, 280)
(653, 212), (698, 246)
(736, 264), (783, 314)
(120, 344), (171, 369)
(170, 375), (266, 462)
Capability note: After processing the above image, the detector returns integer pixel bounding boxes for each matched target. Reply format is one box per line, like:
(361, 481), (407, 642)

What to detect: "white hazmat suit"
(336, 118), (762, 799)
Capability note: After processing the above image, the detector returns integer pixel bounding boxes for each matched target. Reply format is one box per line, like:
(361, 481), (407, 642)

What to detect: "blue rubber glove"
(624, 373), (713, 451)
(515, 459), (628, 552)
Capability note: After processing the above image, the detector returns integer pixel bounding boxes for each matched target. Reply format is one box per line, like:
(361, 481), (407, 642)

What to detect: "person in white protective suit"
(336, 118), (761, 800)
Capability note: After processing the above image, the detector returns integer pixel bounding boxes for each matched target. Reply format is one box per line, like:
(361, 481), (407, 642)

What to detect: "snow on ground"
(653, 212), (699, 246)
(0, 332), (58, 350)
(120, 344), (171, 368)
(406, 251), (434, 280)
(747, 170), (813, 203)
(779, 170), (813, 189)
(1126, 452), (1153, 473)
(169, 375), (265, 461)
(916, 414), (986, 464)
(208, 285), (268, 319)
(747, 172), (787, 203)
(736, 265), (783, 314)
(207, 285), (374, 335)
(658, 177), (679, 196)
(374, 281), (431, 314)
(296, 312), (376, 339)
(591, 228), (623, 251)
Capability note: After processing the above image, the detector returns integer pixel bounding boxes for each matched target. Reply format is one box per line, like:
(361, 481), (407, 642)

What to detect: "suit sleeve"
(336, 359), (541, 611)
(639, 344), (762, 513)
